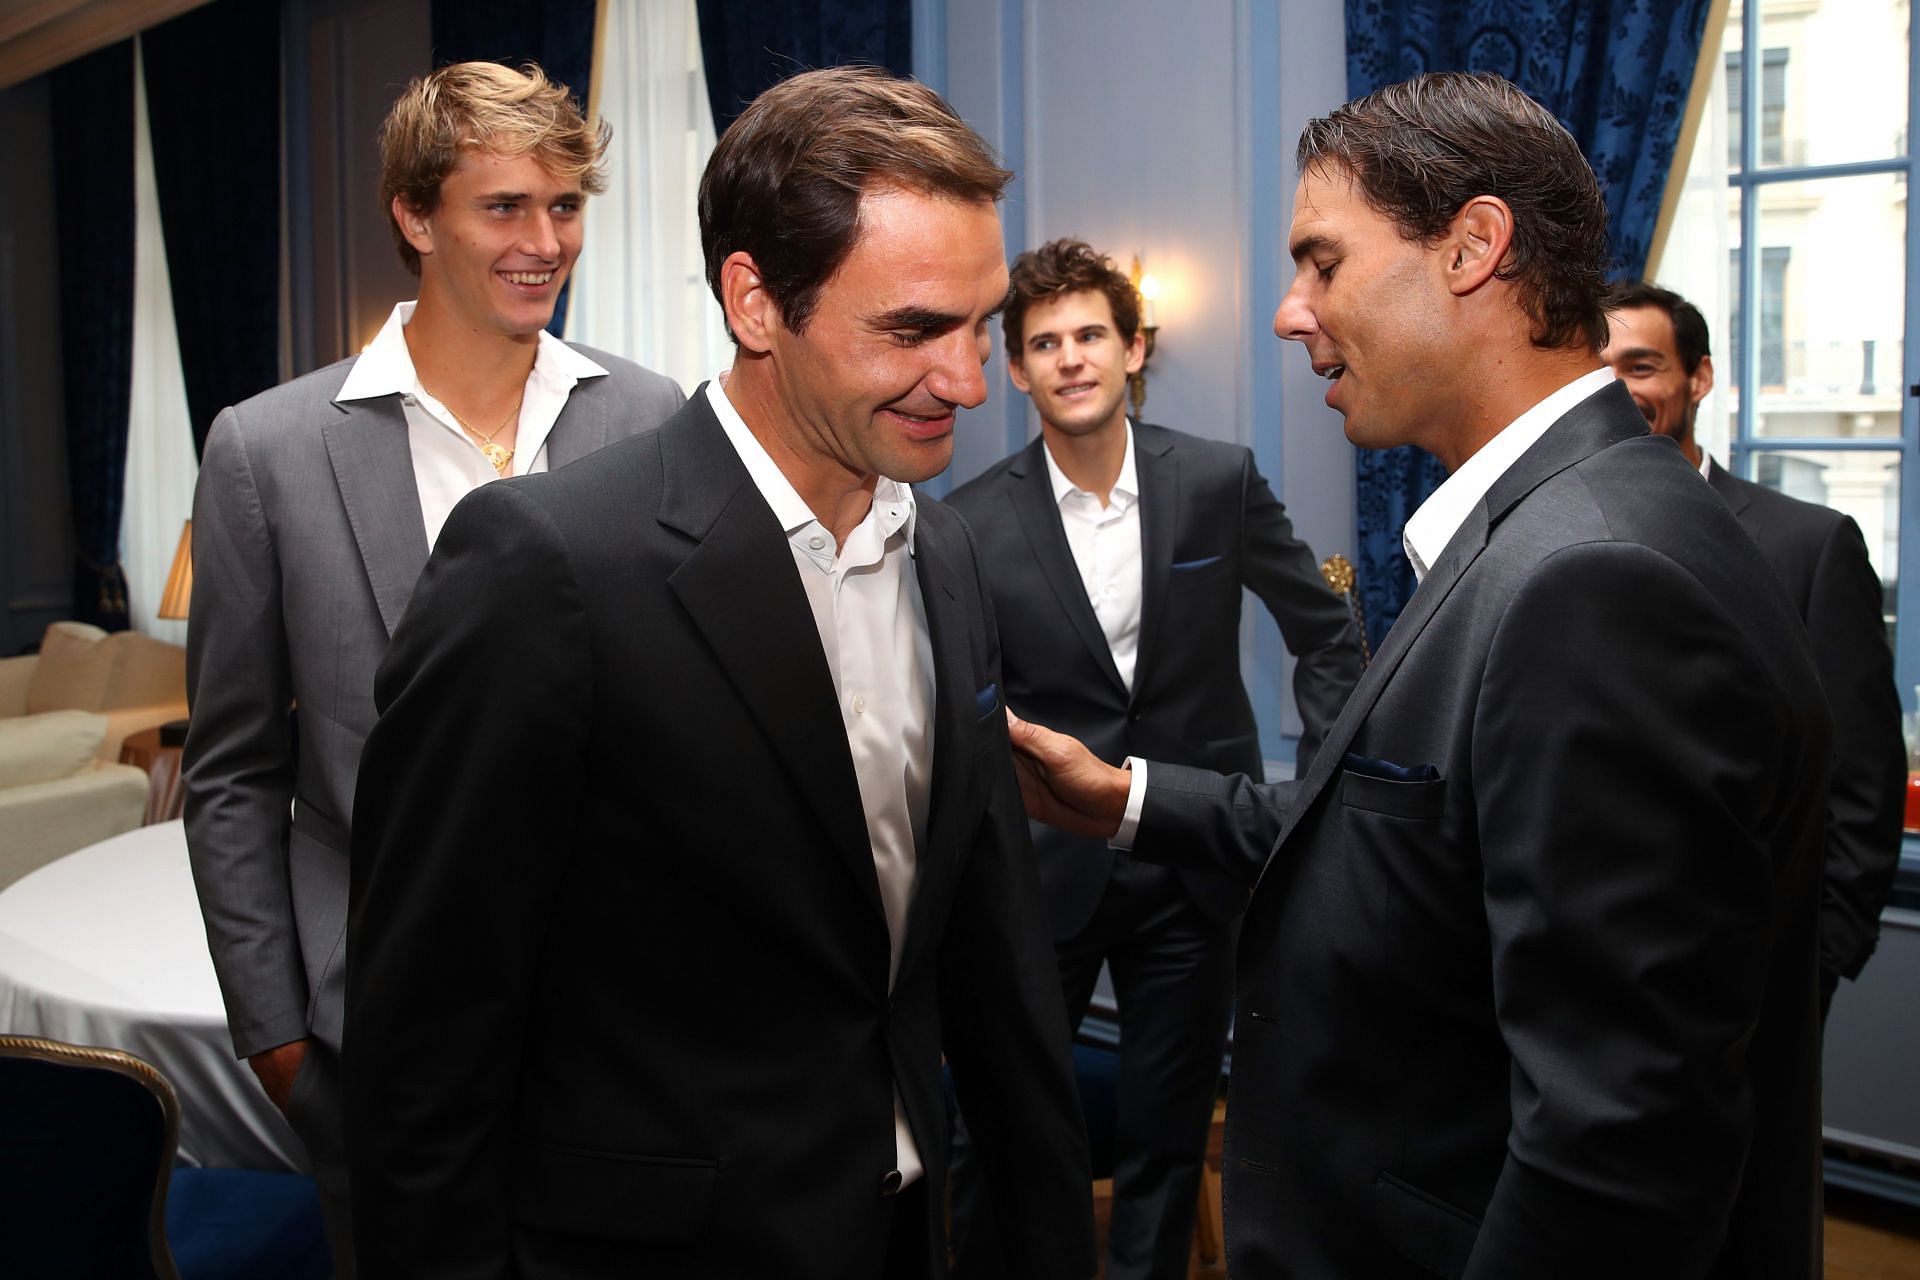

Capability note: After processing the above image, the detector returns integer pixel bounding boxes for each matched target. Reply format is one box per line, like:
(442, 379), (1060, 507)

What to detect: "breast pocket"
(1340, 769), (1447, 820)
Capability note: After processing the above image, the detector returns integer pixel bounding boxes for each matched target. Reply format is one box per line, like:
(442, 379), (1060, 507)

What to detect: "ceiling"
(0, 0), (214, 90)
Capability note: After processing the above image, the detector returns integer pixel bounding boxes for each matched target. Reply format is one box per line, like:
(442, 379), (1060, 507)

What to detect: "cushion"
(100, 631), (187, 711)
(23, 622), (113, 715)
(0, 711), (109, 790)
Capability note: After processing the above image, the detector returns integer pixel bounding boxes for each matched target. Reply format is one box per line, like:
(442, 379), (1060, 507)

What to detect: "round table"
(0, 821), (306, 1171)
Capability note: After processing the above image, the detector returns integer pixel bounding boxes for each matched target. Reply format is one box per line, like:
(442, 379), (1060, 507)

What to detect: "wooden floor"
(1089, 1158), (1920, 1278)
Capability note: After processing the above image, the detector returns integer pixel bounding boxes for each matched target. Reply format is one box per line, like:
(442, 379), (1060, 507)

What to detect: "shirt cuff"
(1111, 757), (1149, 850)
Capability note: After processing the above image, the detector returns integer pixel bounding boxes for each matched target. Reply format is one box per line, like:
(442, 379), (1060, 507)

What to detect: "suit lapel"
(895, 512), (973, 984)
(1705, 457), (1750, 516)
(660, 395), (885, 920)
(1252, 381), (1648, 894)
(1007, 440), (1130, 698)
(1131, 424), (1178, 694)
(544, 368), (609, 470)
(320, 396), (429, 637)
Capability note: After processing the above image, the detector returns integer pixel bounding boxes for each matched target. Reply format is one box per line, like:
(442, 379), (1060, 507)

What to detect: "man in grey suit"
(1604, 279), (1906, 1020)
(182, 61), (682, 1268)
(1010, 73), (1830, 1277)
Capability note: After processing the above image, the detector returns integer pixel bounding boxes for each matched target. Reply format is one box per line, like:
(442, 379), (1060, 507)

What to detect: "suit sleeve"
(1802, 514), (1906, 982)
(1464, 541), (1822, 1278)
(1236, 450), (1364, 773)
(345, 482), (590, 1279)
(1130, 763), (1296, 888)
(938, 523), (1098, 1280)
(181, 407), (307, 1059)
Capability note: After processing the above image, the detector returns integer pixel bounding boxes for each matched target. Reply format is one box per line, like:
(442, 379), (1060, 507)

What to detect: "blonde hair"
(378, 61), (609, 276)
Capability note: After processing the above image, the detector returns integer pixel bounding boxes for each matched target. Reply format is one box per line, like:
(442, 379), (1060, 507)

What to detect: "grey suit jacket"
(183, 347), (683, 1059)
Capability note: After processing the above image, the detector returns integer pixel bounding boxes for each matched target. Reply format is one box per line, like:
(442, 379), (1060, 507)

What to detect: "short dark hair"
(1297, 71), (1611, 353)
(1003, 239), (1141, 358)
(698, 66), (1012, 340)
(1606, 279), (1712, 374)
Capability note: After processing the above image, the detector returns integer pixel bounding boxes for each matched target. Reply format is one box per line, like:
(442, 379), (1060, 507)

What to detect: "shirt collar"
(703, 378), (918, 562)
(1402, 366), (1615, 581)
(1698, 449), (1716, 480)
(1042, 420), (1139, 508)
(334, 300), (610, 404)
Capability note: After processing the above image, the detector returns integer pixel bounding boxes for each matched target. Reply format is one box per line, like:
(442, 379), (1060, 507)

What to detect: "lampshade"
(157, 520), (193, 620)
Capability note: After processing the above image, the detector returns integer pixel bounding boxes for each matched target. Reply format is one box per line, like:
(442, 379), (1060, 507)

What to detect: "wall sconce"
(1128, 254), (1161, 417)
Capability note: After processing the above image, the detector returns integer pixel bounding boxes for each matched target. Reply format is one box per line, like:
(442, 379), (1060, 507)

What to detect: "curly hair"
(1002, 238), (1142, 359)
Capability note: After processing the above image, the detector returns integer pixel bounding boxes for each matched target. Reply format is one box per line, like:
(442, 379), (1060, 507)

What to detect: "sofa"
(0, 710), (151, 889)
(0, 622), (190, 888)
(0, 621), (188, 763)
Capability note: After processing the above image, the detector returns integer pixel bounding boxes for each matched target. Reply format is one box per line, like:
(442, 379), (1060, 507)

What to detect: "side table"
(119, 725), (186, 825)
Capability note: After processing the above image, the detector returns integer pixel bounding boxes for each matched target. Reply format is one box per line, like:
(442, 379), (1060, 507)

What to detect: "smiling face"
(1274, 164), (1455, 455)
(748, 185), (1009, 487)
(400, 148), (584, 340)
(1008, 288), (1144, 442)
(1604, 304), (1712, 452)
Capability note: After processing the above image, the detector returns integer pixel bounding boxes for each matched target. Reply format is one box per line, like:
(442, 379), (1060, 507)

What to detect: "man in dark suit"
(343, 67), (1094, 1279)
(1008, 72), (1830, 1278)
(183, 62), (683, 1270)
(1604, 279), (1907, 1019)
(946, 238), (1362, 1279)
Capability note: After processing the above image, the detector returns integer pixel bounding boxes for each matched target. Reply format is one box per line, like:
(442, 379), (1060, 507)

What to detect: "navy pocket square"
(975, 683), (1000, 718)
(1170, 555), (1222, 571)
(1342, 752), (1440, 783)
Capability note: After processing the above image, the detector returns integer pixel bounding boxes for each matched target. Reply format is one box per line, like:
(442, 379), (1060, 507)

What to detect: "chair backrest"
(0, 1036), (180, 1279)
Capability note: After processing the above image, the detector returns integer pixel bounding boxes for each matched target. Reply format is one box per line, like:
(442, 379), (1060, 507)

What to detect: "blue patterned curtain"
(694, 0), (911, 133)
(51, 41), (135, 630)
(430, 0), (599, 337)
(1345, 0), (1712, 650)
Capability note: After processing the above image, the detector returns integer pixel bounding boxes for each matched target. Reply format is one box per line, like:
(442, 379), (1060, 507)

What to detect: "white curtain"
(122, 37), (199, 646)
(567, 0), (732, 394)
(1647, 54), (1734, 468)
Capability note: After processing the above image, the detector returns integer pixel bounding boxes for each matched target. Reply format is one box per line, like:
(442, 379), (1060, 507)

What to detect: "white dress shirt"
(1401, 366), (1615, 582)
(335, 301), (609, 549)
(1042, 423), (1144, 692)
(706, 379), (932, 1187)
(1113, 366), (1618, 849)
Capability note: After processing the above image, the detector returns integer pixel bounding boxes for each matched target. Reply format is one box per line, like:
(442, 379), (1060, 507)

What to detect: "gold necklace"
(421, 381), (523, 475)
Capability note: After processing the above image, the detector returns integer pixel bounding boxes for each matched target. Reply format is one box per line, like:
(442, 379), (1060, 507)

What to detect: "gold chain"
(419, 380), (524, 475)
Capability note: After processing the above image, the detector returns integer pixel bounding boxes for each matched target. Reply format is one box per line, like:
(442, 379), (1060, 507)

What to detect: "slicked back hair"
(1297, 71), (1611, 353)
(379, 61), (608, 277)
(1606, 279), (1712, 373)
(699, 66), (1012, 341)
(1003, 238), (1142, 359)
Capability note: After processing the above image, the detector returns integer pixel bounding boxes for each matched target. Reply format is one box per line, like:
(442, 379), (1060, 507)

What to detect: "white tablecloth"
(0, 820), (306, 1171)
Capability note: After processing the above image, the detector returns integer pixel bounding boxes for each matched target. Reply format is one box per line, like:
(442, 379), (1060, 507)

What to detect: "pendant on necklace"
(482, 443), (514, 474)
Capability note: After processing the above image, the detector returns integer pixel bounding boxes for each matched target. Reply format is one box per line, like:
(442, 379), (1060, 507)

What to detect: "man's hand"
(248, 1037), (311, 1112)
(1005, 710), (1131, 839)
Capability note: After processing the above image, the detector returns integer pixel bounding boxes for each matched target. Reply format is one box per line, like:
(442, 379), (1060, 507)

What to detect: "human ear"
(720, 252), (777, 354)
(1445, 195), (1514, 296)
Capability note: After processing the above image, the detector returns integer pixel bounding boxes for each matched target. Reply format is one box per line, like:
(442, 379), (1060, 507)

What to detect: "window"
(1658, 0), (1913, 703)
(1726, 48), (1790, 167)
(1728, 245), (1791, 388)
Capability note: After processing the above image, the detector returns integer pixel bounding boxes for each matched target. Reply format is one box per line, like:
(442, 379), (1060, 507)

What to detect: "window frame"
(1723, 1), (1920, 724)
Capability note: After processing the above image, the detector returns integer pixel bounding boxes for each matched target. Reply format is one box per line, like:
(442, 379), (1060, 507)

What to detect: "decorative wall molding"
(0, 0), (212, 89)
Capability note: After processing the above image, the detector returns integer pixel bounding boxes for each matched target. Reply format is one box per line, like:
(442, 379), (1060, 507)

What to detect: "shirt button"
(808, 534), (826, 550)
(881, 1169), (903, 1197)
(853, 695), (867, 715)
